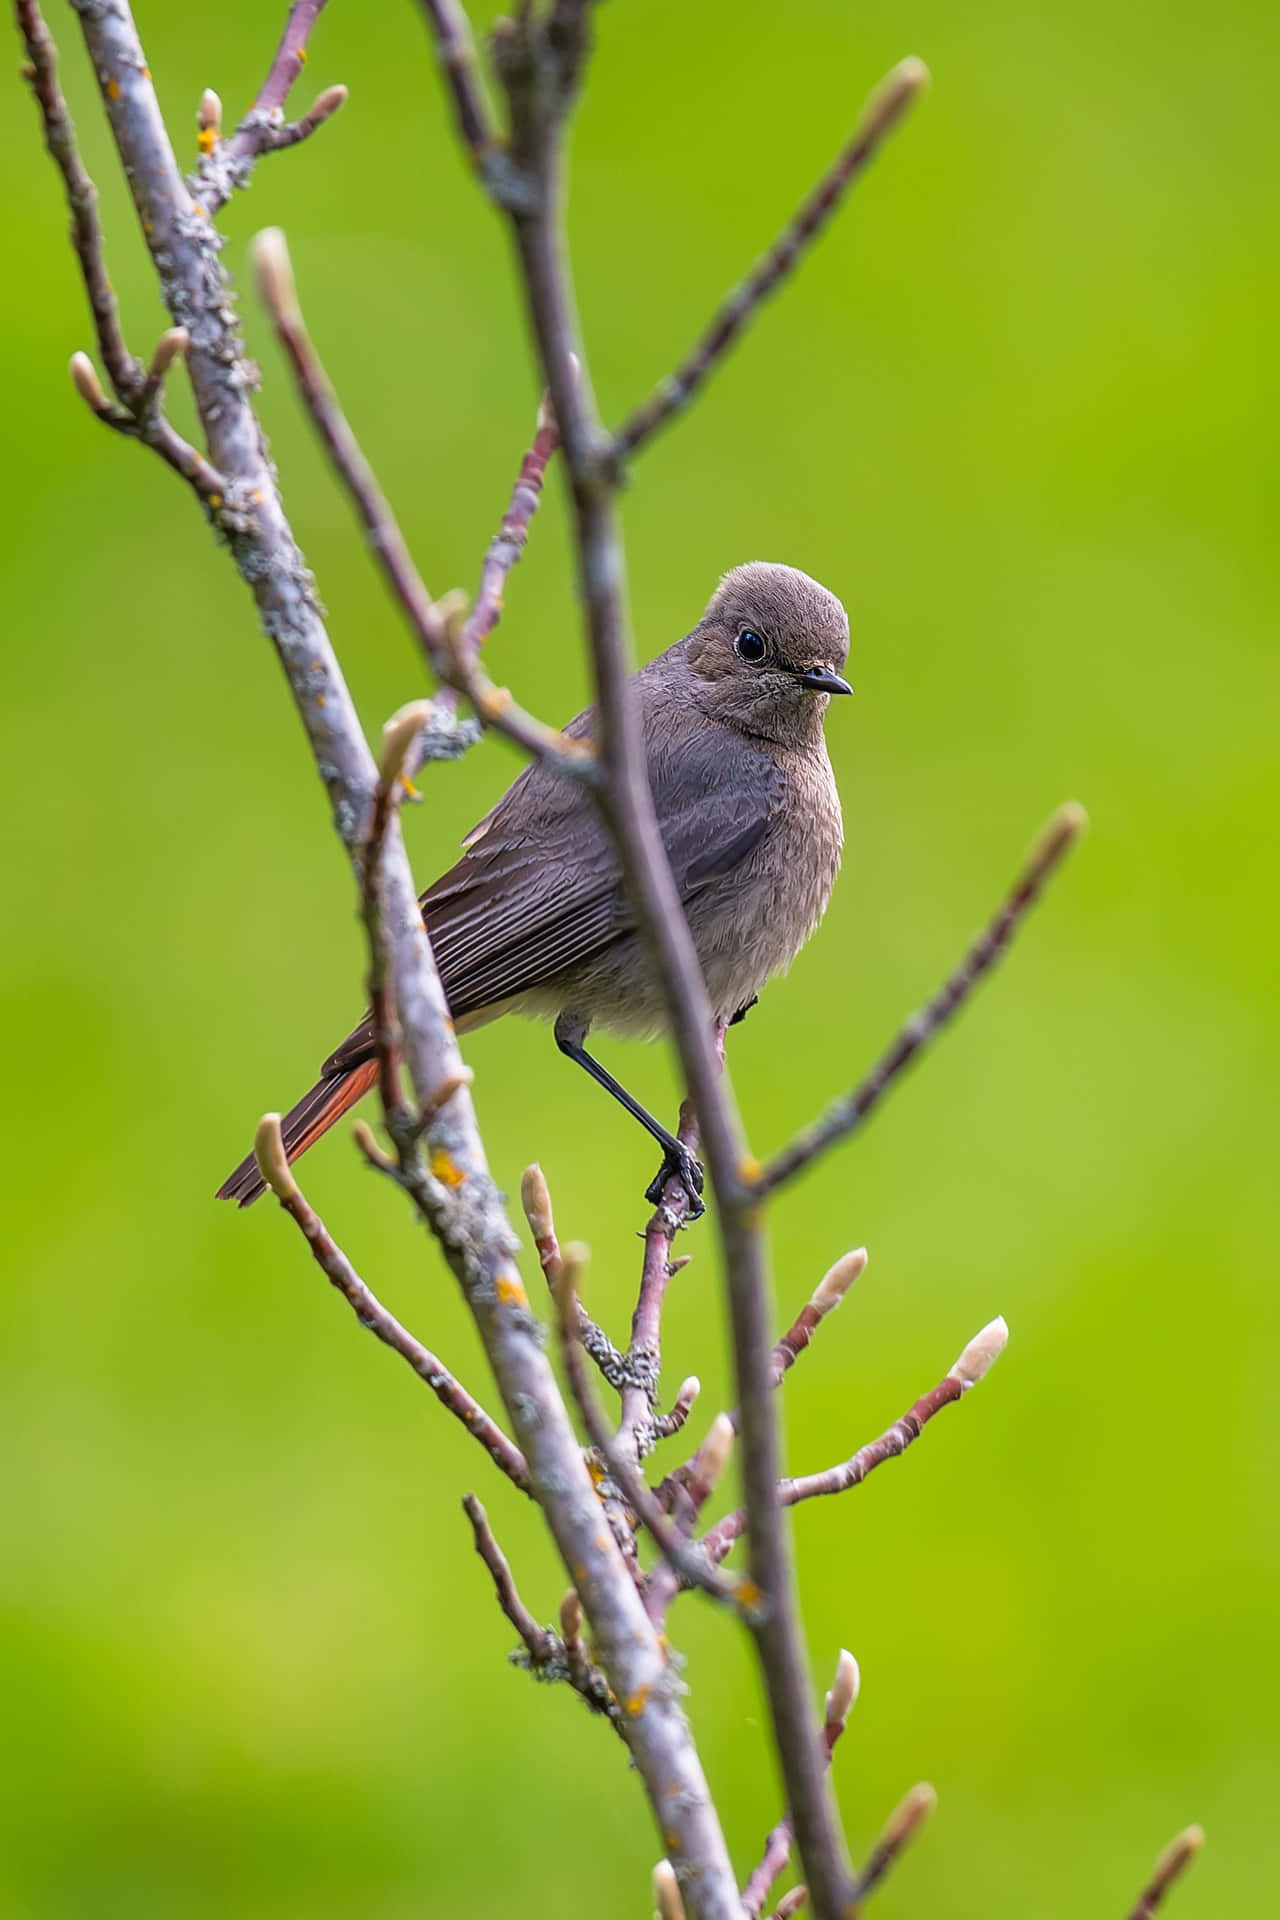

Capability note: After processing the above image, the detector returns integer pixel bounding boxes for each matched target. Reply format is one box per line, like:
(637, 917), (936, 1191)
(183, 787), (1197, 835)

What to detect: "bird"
(217, 560), (851, 1211)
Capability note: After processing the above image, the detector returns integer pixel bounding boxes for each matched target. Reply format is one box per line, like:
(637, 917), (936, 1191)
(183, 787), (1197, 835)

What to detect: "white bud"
(824, 1647), (860, 1728)
(691, 1413), (735, 1498)
(378, 698), (434, 789)
(810, 1246), (867, 1314)
(652, 1860), (685, 1920)
(253, 1113), (298, 1203)
(949, 1315), (1009, 1389)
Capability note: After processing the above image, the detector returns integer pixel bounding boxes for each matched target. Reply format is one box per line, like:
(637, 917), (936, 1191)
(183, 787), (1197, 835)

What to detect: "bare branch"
(251, 1116), (530, 1491)
(17, 1), (222, 496)
(482, 13), (862, 1909)
(756, 804), (1087, 1196)
(703, 1319), (1009, 1568)
(34, 10), (738, 1903)
(1125, 1826), (1205, 1920)
(521, 1163), (625, 1383)
(458, 386), (561, 666)
(195, 0), (344, 213)
(462, 1491), (555, 1663)
(250, 226), (587, 773)
(743, 1650), (861, 1915)
(612, 58), (929, 459)
(769, 1892), (809, 1920)
(653, 1376), (701, 1440)
(415, 0), (495, 168)
(849, 1783), (936, 1908)
(770, 1248), (867, 1388)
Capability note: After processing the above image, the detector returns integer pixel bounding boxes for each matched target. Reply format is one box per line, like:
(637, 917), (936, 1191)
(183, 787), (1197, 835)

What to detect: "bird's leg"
(553, 1015), (705, 1219)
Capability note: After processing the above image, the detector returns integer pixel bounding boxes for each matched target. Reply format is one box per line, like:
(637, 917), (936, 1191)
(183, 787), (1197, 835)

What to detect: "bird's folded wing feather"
(321, 725), (784, 1075)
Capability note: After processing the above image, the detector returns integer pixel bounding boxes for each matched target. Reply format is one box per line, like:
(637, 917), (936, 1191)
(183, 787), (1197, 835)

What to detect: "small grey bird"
(218, 561), (851, 1209)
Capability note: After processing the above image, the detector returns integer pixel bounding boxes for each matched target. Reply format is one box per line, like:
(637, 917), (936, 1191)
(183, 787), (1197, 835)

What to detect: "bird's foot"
(645, 1141), (706, 1221)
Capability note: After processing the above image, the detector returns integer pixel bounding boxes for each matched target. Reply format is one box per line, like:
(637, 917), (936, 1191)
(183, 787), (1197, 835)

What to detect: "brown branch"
(1125, 1826), (1205, 1920)
(32, 9), (738, 1906)
(756, 804), (1087, 1197)
(462, 1491), (554, 1662)
(251, 1116), (530, 1491)
(521, 1164), (625, 1384)
(849, 1783), (936, 1909)
(612, 59), (928, 460)
(16, 1), (222, 498)
(415, 0), (494, 167)
(702, 1319), (1009, 1569)
(483, 15), (863, 1912)
(195, 0), (345, 214)
(552, 1246), (747, 1616)
(743, 1651), (860, 1916)
(250, 228), (589, 774)
(458, 389), (561, 666)
(768, 1892), (809, 1920)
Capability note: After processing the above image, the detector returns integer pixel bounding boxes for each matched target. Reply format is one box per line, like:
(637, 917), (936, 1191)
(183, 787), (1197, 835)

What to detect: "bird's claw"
(645, 1142), (705, 1220)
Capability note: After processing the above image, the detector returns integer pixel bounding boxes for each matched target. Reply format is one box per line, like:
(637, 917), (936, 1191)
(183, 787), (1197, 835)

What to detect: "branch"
(702, 1319), (1009, 1569)
(251, 1115), (530, 1492)
(756, 804), (1087, 1196)
(1125, 1826), (1205, 1920)
(33, 9), (737, 1908)
(462, 1491), (554, 1662)
(770, 1248), (866, 1389)
(611, 58), (929, 460)
(16, 1), (222, 497)
(849, 1783), (936, 1908)
(742, 1650), (860, 1915)
(251, 227), (588, 773)
(415, 0), (494, 168)
(196, 0), (346, 214)
(481, 15), (863, 1911)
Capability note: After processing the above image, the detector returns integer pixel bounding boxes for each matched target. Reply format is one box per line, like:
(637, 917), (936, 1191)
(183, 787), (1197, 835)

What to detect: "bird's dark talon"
(645, 1143), (706, 1218)
(729, 995), (759, 1027)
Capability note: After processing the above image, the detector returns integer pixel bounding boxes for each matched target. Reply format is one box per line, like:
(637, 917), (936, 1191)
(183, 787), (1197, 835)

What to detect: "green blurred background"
(3, 0), (1277, 1913)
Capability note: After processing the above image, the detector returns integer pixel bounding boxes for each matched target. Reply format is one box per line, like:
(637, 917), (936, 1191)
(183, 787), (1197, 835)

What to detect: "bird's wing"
(322, 725), (783, 1073)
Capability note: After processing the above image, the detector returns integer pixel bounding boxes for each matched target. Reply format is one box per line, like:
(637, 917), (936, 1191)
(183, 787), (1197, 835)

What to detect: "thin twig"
(251, 227), (587, 773)
(756, 804), (1087, 1196)
(194, 0), (344, 214)
(849, 1783), (936, 1908)
(415, 0), (494, 166)
(462, 1491), (554, 1661)
(770, 1249), (867, 1388)
(521, 1164), (625, 1383)
(553, 1247), (746, 1615)
(612, 59), (929, 459)
(768, 1892), (809, 1920)
(702, 1320), (1009, 1569)
(488, 13), (860, 1910)
(742, 1650), (860, 1915)
(459, 389), (561, 665)
(1124, 1826), (1205, 1920)
(251, 1116), (530, 1491)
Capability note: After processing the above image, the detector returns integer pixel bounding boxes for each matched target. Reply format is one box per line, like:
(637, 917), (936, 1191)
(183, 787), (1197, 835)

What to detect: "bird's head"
(683, 561), (851, 743)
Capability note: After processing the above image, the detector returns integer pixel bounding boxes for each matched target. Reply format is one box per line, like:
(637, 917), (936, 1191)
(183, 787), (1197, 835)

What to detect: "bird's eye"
(735, 628), (767, 664)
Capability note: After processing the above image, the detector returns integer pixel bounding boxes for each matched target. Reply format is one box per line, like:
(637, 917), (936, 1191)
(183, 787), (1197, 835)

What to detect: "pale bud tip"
(694, 1412), (735, 1493)
(825, 1648), (861, 1726)
(69, 351), (106, 412)
(559, 1588), (582, 1641)
(951, 1315), (1008, 1388)
(895, 55), (931, 94)
(652, 1860), (685, 1920)
(520, 1162), (554, 1240)
(811, 1246), (868, 1313)
(310, 83), (348, 125)
(253, 1113), (298, 1202)
(675, 1375), (701, 1409)
(197, 87), (222, 133)
(251, 227), (300, 327)
(895, 1782), (938, 1834)
(1152, 1825), (1205, 1885)
(378, 698), (434, 787)
(1055, 799), (1090, 840)
(152, 327), (189, 375)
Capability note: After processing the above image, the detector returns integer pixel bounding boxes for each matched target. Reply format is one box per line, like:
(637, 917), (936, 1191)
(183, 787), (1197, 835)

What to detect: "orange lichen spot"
(192, 202), (207, 218)
(496, 1273), (527, 1308)
(586, 1459), (605, 1488)
(401, 776), (420, 801)
(141, 66), (151, 79)
(105, 76), (121, 101)
(480, 685), (514, 720)
(736, 1579), (761, 1610)
(624, 1685), (650, 1717)
(208, 493), (223, 509)
(429, 1147), (465, 1189)
(249, 488), (264, 504)
(197, 126), (218, 155)
(739, 1153), (762, 1184)
(316, 694), (326, 708)
(297, 45), (308, 64)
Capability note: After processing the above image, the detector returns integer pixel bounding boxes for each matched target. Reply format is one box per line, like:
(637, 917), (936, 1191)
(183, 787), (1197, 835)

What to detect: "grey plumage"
(218, 561), (851, 1206)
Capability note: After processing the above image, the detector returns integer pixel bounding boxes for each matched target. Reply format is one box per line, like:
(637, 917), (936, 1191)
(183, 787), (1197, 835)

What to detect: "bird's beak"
(794, 665), (853, 696)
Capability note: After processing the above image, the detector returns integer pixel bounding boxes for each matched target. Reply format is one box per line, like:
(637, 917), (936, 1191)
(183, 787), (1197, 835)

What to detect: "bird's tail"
(215, 1058), (380, 1208)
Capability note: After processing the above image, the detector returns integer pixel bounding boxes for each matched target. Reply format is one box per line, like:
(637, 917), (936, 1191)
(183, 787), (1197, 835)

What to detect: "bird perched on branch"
(218, 561), (851, 1211)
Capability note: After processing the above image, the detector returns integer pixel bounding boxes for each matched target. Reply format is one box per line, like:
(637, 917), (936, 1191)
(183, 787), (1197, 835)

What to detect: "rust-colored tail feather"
(215, 1058), (380, 1207)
